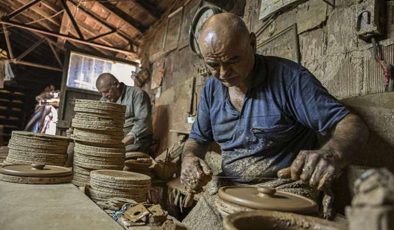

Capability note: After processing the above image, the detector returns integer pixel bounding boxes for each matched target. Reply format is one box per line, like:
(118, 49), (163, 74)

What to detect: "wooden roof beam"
(0, 0), (57, 31)
(68, 1), (132, 45)
(10, 59), (62, 72)
(0, 20), (139, 60)
(2, 24), (14, 59)
(46, 38), (63, 67)
(98, 1), (146, 33)
(60, 0), (84, 40)
(2, 0), (41, 21)
(15, 37), (45, 61)
(38, 0), (61, 14)
(14, 0), (60, 27)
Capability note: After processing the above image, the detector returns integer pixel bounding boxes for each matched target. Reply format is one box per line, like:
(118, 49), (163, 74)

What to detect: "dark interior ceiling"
(0, 0), (177, 72)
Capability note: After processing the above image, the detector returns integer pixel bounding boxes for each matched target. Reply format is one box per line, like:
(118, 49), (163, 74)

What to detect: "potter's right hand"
(180, 154), (212, 192)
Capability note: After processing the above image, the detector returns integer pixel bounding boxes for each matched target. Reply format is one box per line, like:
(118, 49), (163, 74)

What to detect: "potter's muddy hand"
(277, 167), (335, 219)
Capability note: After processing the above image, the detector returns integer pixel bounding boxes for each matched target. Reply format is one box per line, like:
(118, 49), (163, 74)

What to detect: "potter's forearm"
(321, 113), (369, 167)
(182, 138), (209, 159)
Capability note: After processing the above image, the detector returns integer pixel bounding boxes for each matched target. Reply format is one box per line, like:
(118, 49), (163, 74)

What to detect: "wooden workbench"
(0, 181), (123, 230)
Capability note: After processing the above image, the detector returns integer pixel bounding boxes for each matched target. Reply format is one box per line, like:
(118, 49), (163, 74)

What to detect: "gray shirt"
(102, 83), (153, 143)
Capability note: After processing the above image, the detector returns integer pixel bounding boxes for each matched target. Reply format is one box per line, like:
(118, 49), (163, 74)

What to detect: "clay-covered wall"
(140, 0), (394, 172)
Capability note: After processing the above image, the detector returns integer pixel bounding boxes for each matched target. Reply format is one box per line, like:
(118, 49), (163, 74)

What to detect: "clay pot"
(223, 210), (346, 230)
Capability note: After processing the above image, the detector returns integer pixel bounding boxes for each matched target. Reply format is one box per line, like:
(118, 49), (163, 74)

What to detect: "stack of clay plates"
(4, 131), (70, 166)
(0, 146), (9, 163)
(124, 151), (152, 176)
(88, 170), (151, 203)
(71, 100), (126, 187)
(0, 164), (72, 184)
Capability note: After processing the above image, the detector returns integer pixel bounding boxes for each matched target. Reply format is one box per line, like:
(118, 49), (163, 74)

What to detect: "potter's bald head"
(198, 13), (253, 57)
(96, 73), (121, 102)
(96, 73), (118, 89)
(197, 13), (256, 89)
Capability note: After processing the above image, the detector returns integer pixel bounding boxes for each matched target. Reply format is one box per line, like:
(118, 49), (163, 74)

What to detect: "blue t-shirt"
(189, 55), (349, 183)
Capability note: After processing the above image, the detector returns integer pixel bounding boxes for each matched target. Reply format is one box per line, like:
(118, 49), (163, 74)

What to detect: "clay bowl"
(223, 210), (346, 230)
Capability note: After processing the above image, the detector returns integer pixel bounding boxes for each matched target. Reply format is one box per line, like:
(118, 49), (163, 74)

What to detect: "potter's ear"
(249, 32), (256, 52)
(115, 81), (121, 88)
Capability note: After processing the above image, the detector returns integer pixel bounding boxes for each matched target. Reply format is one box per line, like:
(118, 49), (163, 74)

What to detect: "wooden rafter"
(87, 30), (116, 42)
(46, 38), (63, 67)
(0, 20), (138, 60)
(0, 0), (56, 31)
(56, 4), (110, 56)
(10, 59), (62, 71)
(96, 1), (145, 34)
(57, 9), (69, 46)
(14, 0), (60, 27)
(69, 1), (132, 43)
(16, 37), (45, 61)
(2, 0), (41, 21)
(39, 0), (61, 14)
(60, 0), (84, 40)
(2, 24), (14, 59)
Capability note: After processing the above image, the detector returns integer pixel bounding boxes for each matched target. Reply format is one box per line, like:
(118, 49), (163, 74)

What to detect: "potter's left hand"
(278, 150), (343, 191)
(122, 134), (135, 145)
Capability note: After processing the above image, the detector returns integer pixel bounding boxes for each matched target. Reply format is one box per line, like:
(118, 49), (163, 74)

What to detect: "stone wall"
(140, 0), (394, 173)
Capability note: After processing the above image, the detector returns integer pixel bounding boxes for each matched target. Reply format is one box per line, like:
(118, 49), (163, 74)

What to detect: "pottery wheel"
(218, 186), (318, 214)
(0, 164), (71, 177)
(0, 164), (72, 184)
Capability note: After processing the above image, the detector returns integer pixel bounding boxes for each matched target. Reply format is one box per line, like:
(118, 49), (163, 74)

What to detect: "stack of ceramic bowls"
(71, 100), (126, 187)
(0, 146), (9, 163)
(124, 151), (152, 176)
(88, 170), (151, 203)
(5, 131), (70, 166)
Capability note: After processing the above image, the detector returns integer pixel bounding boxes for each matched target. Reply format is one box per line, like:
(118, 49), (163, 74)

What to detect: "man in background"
(96, 73), (153, 154)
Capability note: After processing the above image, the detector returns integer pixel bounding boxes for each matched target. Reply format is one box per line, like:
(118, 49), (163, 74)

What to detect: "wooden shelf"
(0, 87), (26, 144)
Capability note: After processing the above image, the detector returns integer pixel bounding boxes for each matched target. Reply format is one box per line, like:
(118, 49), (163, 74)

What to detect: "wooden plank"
(11, 60), (62, 71)
(0, 181), (123, 230)
(2, 24), (14, 59)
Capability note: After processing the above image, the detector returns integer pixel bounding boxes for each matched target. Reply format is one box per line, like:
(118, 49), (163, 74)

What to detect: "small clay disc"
(0, 164), (71, 177)
(73, 161), (123, 171)
(90, 170), (151, 184)
(89, 185), (147, 197)
(74, 99), (126, 112)
(74, 142), (124, 152)
(0, 174), (72, 184)
(90, 180), (150, 191)
(71, 119), (123, 131)
(73, 113), (124, 122)
(4, 157), (65, 166)
(88, 186), (146, 203)
(74, 153), (124, 164)
(8, 145), (67, 155)
(11, 131), (71, 141)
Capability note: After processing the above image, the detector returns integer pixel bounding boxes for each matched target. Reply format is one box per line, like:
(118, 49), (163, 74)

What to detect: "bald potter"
(96, 72), (118, 89)
(197, 13), (252, 56)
